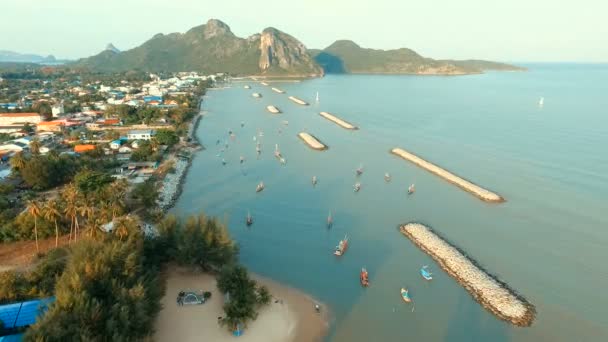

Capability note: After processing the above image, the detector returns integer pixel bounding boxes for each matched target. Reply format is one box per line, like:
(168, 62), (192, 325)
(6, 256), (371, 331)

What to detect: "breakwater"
(261, 81), (269, 86)
(298, 132), (327, 150)
(272, 87), (285, 94)
(319, 111), (358, 130)
(390, 148), (504, 202)
(288, 96), (309, 106)
(399, 223), (535, 326)
(267, 105), (281, 114)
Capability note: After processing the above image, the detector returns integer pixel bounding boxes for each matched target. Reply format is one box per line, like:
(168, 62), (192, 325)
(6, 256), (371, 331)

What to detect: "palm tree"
(150, 137), (160, 151)
(30, 138), (42, 155)
(26, 200), (42, 253)
(9, 151), (26, 172)
(62, 183), (79, 243)
(43, 199), (61, 247)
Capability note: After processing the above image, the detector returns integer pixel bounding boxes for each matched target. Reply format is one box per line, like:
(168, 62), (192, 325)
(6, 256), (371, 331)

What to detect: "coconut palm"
(9, 151), (26, 171)
(62, 183), (79, 243)
(43, 199), (62, 247)
(30, 138), (42, 155)
(26, 200), (42, 253)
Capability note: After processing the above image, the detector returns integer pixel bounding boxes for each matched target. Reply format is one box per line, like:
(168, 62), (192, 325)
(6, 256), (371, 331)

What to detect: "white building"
(52, 103), (64, 117)
(127, 130), (155, 141)
(100, 85), (112, 92)
(0, 141), (28, 153)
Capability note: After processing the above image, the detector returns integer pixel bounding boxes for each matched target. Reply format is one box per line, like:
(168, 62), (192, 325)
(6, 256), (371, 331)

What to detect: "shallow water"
(174, 64), (608, 342)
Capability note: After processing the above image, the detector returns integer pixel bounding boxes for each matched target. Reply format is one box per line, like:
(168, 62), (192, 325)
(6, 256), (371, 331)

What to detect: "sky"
(1, 0), (607, 62)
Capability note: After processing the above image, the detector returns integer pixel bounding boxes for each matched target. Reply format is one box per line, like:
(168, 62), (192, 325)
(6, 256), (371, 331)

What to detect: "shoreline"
(153, 266), (330, 342)
(390, 147), (504, 202)
(399, 223), (535, 327)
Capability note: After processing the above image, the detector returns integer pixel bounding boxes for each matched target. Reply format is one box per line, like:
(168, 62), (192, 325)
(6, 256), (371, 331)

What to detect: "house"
(37, 119), (82, 132)
(128, 130), (155, 141)
(110, 139), (124, 150)
(51, 103), (64, 117)
(74, 144), (96, 153)
(0, 142), (27, 153)
(0, 126), (24, 134)
(0, 113), (42, 125)
(118, 145), (133, 153)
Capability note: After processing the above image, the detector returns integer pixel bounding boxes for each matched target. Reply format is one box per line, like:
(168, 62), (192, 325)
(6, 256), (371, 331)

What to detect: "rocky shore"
(400, 223), (535, 327)
(390, 148), (504, 202)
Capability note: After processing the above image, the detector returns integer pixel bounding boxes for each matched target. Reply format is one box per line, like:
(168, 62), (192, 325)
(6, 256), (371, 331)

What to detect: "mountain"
(105, 43), (120, 54)
(76, 19), (322, 77)
(0, 50), (57, 64)
(311, 40), (524, 75)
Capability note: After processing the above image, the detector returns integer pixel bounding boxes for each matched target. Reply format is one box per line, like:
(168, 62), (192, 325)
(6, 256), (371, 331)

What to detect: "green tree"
(43, 199), (62, 247)
(9, 151), (27, 172)
(153, 129), (178, 146)
(26, 200), (42, 253)
(29, 137), (42, 155)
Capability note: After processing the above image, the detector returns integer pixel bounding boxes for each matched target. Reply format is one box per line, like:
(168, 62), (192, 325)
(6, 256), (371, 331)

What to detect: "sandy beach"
(153, 267), (329, 342)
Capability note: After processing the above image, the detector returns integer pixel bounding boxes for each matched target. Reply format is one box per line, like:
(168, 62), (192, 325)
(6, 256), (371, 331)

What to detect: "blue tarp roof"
(0, 333), (23, 342)
(0, 297), (54, 329)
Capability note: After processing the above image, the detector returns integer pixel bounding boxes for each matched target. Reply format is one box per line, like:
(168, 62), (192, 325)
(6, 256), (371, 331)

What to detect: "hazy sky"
(1, 0), (606, 62)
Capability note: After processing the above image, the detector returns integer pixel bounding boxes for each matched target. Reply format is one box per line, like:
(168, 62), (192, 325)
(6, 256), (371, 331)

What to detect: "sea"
(173, 64), (608, 342)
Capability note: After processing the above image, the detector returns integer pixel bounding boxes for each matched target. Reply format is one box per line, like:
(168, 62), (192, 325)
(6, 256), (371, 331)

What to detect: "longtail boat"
(420, 266), (433, 281)
(326, 211), (333, 228)
(334, 235), (348, 256)
(408, 184), (416, 195)
(256, 182), (265, 193)
(360, 268), (369, 287)
(246, 211), (253, 226)
(354, 183), (361, 192)
(384, 173), (391, 182)
(400, 288), (412, 303)
(356, 164), (364, 176)
(312, 176), (318, 186)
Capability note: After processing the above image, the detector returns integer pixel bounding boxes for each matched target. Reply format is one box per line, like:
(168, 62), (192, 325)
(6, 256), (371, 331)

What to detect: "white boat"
(252, 92), (262, 98)
(356, 164), (364, 176)
(316, 91), (320, 102)
(334, 235), (348, 256)
(408, 184), (415, 195)
(354, 182), (361, 192)
(256, 181), (265, 193)
(312, 176), (317, 186)
(384, 173), (391, 182)
(240, 156), (245, 164)
(539, 97), (544, 107)
(244, 85), (251, 89)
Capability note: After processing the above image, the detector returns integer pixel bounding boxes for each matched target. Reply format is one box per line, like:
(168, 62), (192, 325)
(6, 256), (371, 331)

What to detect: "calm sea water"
(174, 64), (608, 342)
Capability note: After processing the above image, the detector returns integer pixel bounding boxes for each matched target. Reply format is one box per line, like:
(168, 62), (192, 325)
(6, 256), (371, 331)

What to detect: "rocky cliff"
(258, 28), (323, 76)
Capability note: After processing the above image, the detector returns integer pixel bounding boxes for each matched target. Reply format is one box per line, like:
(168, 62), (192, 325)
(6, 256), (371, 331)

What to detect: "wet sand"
(154, 267), (329, 342)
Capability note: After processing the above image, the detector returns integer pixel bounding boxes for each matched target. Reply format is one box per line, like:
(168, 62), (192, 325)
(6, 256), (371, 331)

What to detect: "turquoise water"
(174, 64), (608, 341)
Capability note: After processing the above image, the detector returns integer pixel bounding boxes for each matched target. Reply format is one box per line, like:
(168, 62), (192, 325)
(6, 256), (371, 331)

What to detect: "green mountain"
(75, 19), (322, 76)
(311, 40), (524, 75)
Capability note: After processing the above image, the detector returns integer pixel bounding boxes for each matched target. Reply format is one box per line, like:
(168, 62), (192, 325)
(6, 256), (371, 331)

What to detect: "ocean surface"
(173, 64), (608, 342)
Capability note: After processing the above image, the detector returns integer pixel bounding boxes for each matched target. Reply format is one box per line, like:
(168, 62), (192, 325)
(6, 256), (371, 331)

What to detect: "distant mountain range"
(0, 50), (68, 64)
(72, 19), (523, 76)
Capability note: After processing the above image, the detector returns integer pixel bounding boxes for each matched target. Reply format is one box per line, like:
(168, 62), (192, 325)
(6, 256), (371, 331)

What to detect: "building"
(128, 129), (155, 141)
(0, 297), (55, 340)
(74, 144), (96, 153)
(110, 139), (127, 150)
(0, 126), (24, 134)
(37, 119), (83, 132)
(0, 141), (27, 153)
(0, 113), (42, 125)
(118, 145), (133, 153)
(51, 103), (64, 117)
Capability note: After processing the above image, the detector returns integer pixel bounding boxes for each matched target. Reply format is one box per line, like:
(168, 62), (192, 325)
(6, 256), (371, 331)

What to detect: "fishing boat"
(241, 121), (245, 127)
(274, 144), (282, 159)
(400, 288), (412, 303)
(244, 85), (251, 89)
(283, 120), (289, 126)
(539, 97), (544, 107)
(222, 159), (227, 165)
(252, 93), (262, 98)
(280, 157), (286, 165)
(384, 173), (391, 182)
(408, 184), (416, 195)
(420, 266), (433, 281)
(360, 268), (370, 287)
(316, 91), (320, 103)
(356, 164), (364, 176)
(327, 211), (333, 228)
(354, 182), (361, 192)
(246, 211), (253, 226)
(334, 235), (348, 256)
(312, 176), (318, 186)
(240, 156), (245, 164)
(256, 181), (265, 193)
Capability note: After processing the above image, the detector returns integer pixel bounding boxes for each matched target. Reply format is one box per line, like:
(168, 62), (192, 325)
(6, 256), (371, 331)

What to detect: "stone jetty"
(157, 157), (189, 211)
(266, 105), (281, 114)
(390, 148), (504, 202)
(272, 87), (285, 94)
(288, 96), (309, 106)
(261, 81), (269, 86)
(319, 112), (358, 130)
(298, 132), (327, 150)
(399, 223), (535, 327)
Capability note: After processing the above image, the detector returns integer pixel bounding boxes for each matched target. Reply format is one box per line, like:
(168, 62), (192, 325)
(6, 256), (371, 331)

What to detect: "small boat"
(354, 182), (361, 192)
(334, 235), (348, 256)
(282, 120), (289, 126)
(256, 182), (265, 193)
(400, 288), (412, 303)
(240, 156), (245, 164)
(253, 136), (257, 141)
(539, 97), (544, 107)
(384, 173), (391, 182)
(360, 268), (369, 287)
(327, 211), (333, 228)
(408, 184), (416, 195)
(356, 164), (364, 176)
(244, 85), (251, 89)
(241, 121), (245, 127)
(259, 131), (264, 137)
(222, 159), (227, 166)
(280, 157), (286, 165)
(252, 93), (262, 98)
(246, 211), (253, 226)
(316, 91), (320, 103)
(216, 139), (220, 145)
(312, 176), (317, 186)
(420, 266), (433, 281)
